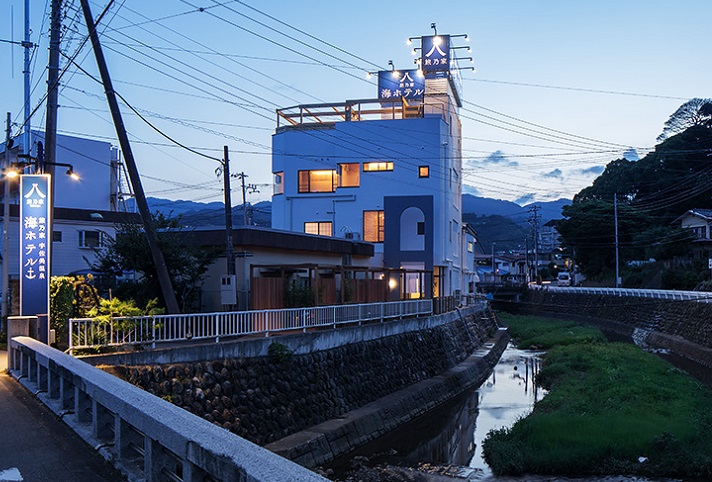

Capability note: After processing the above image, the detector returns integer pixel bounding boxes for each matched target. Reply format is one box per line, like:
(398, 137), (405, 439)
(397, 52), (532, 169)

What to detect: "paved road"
(0, 351), (125, 482)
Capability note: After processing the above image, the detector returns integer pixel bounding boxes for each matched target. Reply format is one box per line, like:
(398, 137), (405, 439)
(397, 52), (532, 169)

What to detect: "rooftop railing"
(276, 97), (426, 128)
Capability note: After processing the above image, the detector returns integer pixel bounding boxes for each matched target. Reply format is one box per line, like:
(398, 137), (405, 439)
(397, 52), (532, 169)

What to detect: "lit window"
(79, 230), (108, 249)
(274, 172), (284, 195)
(419, 166), (429, 178)
(298, 170), (336, 193)
(304, 222), (332, 236)
(467, 241), (474, 253)
(363, 162), (393, 172)
(363, 211), (384, 243)
(338, 163), (360, 187)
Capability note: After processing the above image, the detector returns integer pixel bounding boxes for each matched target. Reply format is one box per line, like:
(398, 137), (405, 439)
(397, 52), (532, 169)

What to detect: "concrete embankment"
(86, 305), (503, 463)
(504, 289), (712, 368)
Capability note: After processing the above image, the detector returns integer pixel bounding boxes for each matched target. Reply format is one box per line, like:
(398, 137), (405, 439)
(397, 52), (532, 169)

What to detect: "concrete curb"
(265, 328), (510, 467)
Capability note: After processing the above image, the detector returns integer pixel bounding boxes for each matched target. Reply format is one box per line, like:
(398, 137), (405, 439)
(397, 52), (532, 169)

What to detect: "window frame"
(337, 163), (360, 188)
(363, 210), (385, 243)
(363, 161), (394, 172)
(298, 169), (337, 193)
(304, 221), (333, 237)
(78, 230), (108, 249)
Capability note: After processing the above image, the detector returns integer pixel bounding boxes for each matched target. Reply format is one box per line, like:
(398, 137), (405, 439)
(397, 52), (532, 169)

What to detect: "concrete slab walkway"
(0, 350), (125, 481)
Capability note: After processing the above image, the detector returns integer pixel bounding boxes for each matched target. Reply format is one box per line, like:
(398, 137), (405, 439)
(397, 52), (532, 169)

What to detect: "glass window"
(363, 162), (393, 172)
(417, 222), (425, 235)
(338, 163), (360, 187)
(298, 170), (336, 193)
(419, 166), (429, 178)
(79, 230), (107, 249)
(304, 221), (332, 236)
(274, 172), (284, 195)
(52, 231), (62, 243)
(363, 210), (385, 243)
(467, 241), (474, 253)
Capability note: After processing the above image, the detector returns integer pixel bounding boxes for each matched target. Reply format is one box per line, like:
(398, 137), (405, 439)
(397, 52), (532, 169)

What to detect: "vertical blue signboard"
(378, 70), (425, 100)
(421, 35), (451, 73)
(20, 174), (51, 317)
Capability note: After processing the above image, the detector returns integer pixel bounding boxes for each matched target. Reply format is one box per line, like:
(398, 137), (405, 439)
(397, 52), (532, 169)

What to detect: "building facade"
(271, 42), (475, 298)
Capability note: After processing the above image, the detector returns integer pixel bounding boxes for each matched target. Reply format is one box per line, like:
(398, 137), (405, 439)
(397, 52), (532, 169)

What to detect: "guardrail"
(8, 336), (327, 482)
(69, 299), (434, 352)
(531, 284), (712, 302)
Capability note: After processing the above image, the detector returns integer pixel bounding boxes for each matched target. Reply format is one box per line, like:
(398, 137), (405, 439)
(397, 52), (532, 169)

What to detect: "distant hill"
(462, 194), (570, 224)
(135, 195), (569, 235)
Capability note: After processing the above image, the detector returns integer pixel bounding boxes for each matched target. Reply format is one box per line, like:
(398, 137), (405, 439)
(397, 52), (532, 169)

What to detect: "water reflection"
(328, 343), (545, 477)
(469, 345), (546, 476)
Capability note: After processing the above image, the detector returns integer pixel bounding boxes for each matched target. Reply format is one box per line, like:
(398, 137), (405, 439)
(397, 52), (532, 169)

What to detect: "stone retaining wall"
(510, 289), (712, 367)
(114, 307), (497, 448)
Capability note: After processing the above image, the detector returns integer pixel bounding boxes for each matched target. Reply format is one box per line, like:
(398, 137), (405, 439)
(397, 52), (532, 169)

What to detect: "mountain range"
(143, 194), (570, 252)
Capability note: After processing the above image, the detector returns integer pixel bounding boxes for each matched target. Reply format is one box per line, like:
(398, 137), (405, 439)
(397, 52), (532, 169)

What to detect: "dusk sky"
(1, 1), (710, 207)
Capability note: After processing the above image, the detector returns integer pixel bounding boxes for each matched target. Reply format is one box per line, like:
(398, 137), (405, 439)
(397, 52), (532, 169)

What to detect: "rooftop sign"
(378, 69), (425, 100)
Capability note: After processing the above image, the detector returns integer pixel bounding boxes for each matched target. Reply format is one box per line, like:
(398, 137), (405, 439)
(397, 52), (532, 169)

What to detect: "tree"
(93, 212), (220, 311)
(657, 98), (712, 141)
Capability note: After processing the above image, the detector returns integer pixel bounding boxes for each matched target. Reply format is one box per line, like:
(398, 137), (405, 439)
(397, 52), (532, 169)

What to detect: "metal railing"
(531, 285), (712, 302)
(69, 299), (434, 352)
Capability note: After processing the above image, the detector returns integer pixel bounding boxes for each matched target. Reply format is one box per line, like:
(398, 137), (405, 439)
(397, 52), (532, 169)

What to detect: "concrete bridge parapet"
(8, 336), (328, 482)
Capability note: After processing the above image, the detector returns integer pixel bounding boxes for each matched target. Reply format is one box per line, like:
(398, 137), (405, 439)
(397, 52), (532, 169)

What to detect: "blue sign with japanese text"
(378, 69), (425, 100)
(20, 175), (51, 317)
(421, 35), (450, 73)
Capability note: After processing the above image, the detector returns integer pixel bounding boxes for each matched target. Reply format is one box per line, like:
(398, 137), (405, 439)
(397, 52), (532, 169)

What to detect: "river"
(327, 341), (682, 482)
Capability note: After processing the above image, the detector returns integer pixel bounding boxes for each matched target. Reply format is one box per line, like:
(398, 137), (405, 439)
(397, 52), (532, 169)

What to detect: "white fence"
(532, 285), (712, 302)
(68, 299), (433, 352)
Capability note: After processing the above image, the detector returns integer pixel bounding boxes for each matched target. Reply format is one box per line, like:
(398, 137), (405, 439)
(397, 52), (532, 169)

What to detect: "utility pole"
(3, 113), (12, 322)
(614, 193), (620, 288)
(491, 242), (496, 282)
(528, 205), (541, 279)
(220, 146), (234, 276)
(22, 0), (31, 158)
(43, 0), (61, 176)
(235, 172), (258, 226)
(80, 0), (180, 314)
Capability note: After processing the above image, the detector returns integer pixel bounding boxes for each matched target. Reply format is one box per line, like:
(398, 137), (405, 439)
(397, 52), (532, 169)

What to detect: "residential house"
(675, 208), (712, 259)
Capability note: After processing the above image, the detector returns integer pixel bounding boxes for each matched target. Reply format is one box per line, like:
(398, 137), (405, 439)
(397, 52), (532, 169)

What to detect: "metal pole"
(2, 113), (11, 322)
(43, 0), (61, 176)
(491, 242), (495, 282)
(240, 172), (248, 226)
(80, 0), (180, 314)
(614, 193), (620, 288)
(22, 0), (31, 158)
(223, 146), (234, 276)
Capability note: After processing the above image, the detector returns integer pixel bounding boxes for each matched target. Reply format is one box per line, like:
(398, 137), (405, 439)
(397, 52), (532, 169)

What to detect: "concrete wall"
(514, 289), (712, 368)
(95, 305), (498, 459)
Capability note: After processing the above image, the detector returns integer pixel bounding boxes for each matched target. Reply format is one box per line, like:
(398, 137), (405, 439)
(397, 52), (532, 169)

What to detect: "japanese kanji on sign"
(378, 69), (425, 100)
(421, 35), (451, 73)
(20, 174), (51, 317)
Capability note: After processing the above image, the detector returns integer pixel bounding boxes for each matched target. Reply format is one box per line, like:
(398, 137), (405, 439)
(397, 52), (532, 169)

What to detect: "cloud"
(576, 166), (605, 176)
(463, 184), (481, 196)
(466, 150), (519, 168)
(542, 169), (563, 179)
(623, 148), (639, 162)
(515, 193), (535, 205)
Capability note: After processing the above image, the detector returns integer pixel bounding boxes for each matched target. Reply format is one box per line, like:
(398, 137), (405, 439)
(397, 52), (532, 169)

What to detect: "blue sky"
(1, 1), (710, 206)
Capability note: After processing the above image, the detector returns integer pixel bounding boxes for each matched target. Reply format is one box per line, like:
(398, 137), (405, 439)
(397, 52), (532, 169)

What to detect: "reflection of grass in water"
(483, 334), (712, 478)
(498, 312), (605, 349)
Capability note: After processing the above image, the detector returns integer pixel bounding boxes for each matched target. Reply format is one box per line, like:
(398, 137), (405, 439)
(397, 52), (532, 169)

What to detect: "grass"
(497, 312), (605, 349)
(484, 313), (712, 479)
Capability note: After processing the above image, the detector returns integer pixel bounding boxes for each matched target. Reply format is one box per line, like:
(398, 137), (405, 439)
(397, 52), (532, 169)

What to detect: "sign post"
(19, 174), (51, 318)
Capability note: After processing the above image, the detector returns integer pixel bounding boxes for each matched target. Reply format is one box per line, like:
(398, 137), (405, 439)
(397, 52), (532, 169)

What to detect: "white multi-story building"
(271, 42), (476, 299)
